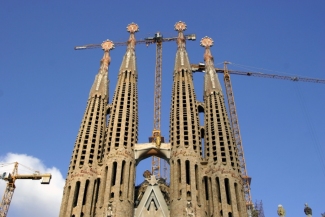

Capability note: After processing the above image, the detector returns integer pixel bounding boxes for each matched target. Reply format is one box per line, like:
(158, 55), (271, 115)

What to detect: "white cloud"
(0, 153), (64, 217)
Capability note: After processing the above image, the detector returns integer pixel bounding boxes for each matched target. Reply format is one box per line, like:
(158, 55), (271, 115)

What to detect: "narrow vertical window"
(185, 160), (190, 185)
(224, 178), (231, 205)
(73, 181), (81, 207)
(177, 159), (181, 183)
(82, 180), (90, 205)
(234, 183), (241, 211)
(112, 162), (117, 186)
(204, 176), (209, 200)
(195, 164), (198, 190)
(120, 161), (125, 184)
(216, 177), (221, 203)
(94, 178), (101, 211)
(177, 159), (181, 198)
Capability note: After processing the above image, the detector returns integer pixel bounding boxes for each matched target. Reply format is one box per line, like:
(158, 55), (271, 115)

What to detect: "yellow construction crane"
(75, 32), (196, 179)
(191, 62), (325, 210)
(0, 162), (52, 217)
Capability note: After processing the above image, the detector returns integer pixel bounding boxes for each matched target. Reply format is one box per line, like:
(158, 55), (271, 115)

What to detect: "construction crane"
(0, 162), (51, 217)
(191, 63), (325, 84)
(145, 32), (196, 179)
(147, 32), (165, 179)
(75, 31), (196, 179)
(191, 62), (325, 211)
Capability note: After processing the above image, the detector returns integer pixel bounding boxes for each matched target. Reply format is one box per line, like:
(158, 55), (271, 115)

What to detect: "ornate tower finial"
(174, 21), (187, 49)
(99, 40), (114, 69)
(126, 23), (139, 51)
(127, 22), (139, 33)
(101, 39), (115, 51)
(174, 21), (187, 32)
(201, 36), (214, 63)
(200, 36), (214, 48)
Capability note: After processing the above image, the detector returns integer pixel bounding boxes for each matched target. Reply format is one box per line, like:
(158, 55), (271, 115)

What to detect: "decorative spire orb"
(127, 23), (139, 33)
(200, 36), (214, 48)
(174, 21), (187, 31)
(101, 40), (114, 51)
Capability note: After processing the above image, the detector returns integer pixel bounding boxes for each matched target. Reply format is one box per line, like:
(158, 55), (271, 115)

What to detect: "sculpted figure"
(155, 135), (161, 148)
(304, 203), (312, 217)
(143, 170), (152, 179)
(106, 205), (113, 217)
(277, 204), (286, 217)
(185, 201), (195, 217)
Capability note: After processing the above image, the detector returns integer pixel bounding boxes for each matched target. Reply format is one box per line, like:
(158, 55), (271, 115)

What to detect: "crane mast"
(0, 163), (17, 217)
(223, 61), (253, 209)
(151, 32), (163, 178)
(0, 162), (51, 217)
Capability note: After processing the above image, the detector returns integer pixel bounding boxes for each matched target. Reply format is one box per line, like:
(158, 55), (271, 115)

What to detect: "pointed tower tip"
(174, 21), (187, 32)
(126, 23), (139, 33)
(200, 36), (214, 48)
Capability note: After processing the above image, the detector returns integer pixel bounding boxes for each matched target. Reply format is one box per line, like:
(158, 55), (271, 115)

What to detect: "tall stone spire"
(89, 40), (114, 98)
(173, 21), (192, 72)
(169, 21), (204, 216)
(201, 36), (247, 217)
(97, 23), (139, 217)
(59, 40), (114, 217)
(200, 37), (222, 95)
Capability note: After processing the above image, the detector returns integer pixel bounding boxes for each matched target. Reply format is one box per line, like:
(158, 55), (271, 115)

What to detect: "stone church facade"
(59, 22), (248, 217)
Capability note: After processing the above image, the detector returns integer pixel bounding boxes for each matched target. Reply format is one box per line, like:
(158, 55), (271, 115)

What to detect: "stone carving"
(158, 178), (170, 205)
(135, 180), (149, 206)
(105, 204), (114, 217)
(277, 204), (286, 217)
(143, 170), (152, 179)
(304, 203), (312, 216)
(184, 201), (195, 217)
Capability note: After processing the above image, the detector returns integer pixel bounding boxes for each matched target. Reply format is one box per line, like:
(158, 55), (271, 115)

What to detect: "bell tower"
(201, 36), (247, 217)
(169, 21), (205, 216)
(97, 23), (139, 217)
(59, 40), (114, 217)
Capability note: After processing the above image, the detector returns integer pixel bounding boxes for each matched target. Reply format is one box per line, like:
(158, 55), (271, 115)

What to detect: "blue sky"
(0, 1), (324, 216)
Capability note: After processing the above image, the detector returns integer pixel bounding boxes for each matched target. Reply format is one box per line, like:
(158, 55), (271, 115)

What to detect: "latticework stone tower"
(169, 21), (205, 216)
(200, 36), (247, 217)
(96, 23), (139, 217)
(59, 39), (114, 217)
